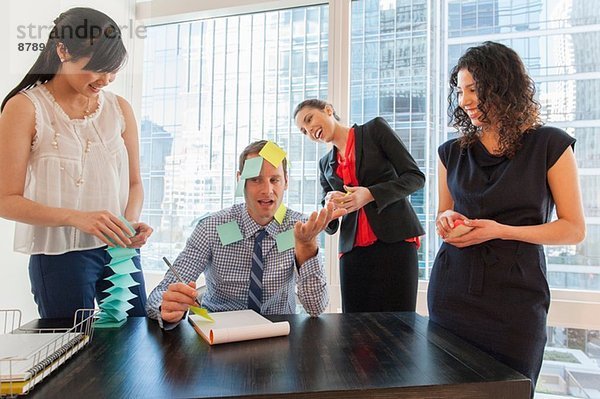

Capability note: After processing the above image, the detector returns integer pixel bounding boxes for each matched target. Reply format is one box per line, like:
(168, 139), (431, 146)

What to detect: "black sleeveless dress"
(427, 126), (575, 395)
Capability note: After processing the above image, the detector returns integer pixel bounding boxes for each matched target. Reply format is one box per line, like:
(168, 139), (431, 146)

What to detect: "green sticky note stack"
(95, 217), (139, 329)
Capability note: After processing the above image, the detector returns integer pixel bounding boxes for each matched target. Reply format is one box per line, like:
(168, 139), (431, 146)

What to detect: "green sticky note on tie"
(275, 229), (295, 252)
(190, 306), (214, 322)
(259, 141), (286, 168)
(274, 203), (287, 224)
(240, 156), (263, 179)
(217, 221), (243, 246)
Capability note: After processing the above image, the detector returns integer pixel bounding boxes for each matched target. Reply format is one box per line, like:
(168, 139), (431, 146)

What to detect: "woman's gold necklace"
(45, 83), (96, 186)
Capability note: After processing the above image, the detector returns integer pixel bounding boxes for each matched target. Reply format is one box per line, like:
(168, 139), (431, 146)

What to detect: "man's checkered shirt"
(147, 203), (329, 326)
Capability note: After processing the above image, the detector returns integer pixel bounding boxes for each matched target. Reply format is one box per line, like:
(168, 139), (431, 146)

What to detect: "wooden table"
(23, 312), (530, 398)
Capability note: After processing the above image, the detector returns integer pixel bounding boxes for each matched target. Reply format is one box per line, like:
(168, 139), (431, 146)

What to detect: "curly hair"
(448, 41), (542, 158)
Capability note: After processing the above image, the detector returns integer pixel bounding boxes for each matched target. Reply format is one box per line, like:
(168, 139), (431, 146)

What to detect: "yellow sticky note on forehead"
(259, 141), (287, 168)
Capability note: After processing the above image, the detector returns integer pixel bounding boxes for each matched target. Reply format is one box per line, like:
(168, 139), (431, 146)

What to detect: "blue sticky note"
(100, 299), (134, 313)
(107, 273), (140, 287)
(240, 156), (263, 179)
(99, 307), (129, 322)
(107, 246), (138, 262)
(217, 221), (243, 246)
(108, 259), (140, 275)
(275, 229), (295, 252)
(102, 286), (137, 302)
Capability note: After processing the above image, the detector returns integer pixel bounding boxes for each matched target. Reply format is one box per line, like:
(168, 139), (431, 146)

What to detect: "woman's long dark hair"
(1, 7), (127, 111)
(448, 41), (541, 158)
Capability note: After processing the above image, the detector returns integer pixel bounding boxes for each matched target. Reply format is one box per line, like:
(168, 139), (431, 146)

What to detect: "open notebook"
(188, 309), (290, 345)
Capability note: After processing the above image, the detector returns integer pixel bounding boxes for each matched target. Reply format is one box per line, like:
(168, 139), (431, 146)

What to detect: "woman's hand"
(127, 222), (153, 248)
(68, 210), (134, 247)
(324, 190), (346, 210)
(435, 210), (467, 239)
(331, 185), (374, 213)
(443, 218), (506, 248)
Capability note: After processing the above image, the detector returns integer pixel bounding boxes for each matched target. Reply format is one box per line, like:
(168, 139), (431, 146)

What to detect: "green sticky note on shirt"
(259, 141), (287, 168)
(217, 221), (243, 246)
(275, 229), (295, 252)
(240, 156), (263, 179)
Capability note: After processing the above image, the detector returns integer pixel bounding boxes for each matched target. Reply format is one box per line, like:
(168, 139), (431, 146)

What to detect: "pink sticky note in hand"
(446, 219), (474, 238)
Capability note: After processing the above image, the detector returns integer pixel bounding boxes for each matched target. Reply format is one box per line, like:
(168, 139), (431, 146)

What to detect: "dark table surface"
(20, 312), (530, 398)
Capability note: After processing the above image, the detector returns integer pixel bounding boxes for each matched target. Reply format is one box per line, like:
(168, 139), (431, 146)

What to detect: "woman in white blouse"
(0, 7), (152, 318)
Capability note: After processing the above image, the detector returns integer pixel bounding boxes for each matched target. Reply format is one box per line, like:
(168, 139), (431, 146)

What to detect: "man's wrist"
(295, 242), (318, 266)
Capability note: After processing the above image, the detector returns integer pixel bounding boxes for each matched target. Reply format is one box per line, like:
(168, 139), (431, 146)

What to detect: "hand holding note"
(161, 281), (200, 323)
(127, 222), (153, 248)
(445, 219), (475, 238)
(324, 190), (347, 210)
(333, 185), (375, 213)
(68, 210), (134, 247)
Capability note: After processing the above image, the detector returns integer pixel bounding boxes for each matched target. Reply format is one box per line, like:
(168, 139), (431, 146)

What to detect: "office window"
(140, 5), (329, 272)
(350, 0), (430, 278)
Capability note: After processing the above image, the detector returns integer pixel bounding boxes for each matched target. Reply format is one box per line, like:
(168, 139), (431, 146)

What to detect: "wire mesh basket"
(0, 309), (97, 397)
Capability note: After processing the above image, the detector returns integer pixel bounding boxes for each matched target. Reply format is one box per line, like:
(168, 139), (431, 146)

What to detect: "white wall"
(0, 0), (142, 322)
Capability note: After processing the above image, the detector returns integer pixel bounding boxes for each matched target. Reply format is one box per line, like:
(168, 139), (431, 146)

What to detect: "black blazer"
(319, 117), (425, 254)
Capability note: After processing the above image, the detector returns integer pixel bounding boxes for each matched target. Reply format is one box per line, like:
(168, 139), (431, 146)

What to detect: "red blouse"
(336, 128), (377, 248)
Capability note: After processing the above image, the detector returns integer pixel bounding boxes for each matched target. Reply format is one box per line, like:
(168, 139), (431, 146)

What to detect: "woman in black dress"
(428, 41), (585, 397)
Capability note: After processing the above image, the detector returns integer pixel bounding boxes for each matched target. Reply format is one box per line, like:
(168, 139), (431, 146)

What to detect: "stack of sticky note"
(95, 219), (139, 328)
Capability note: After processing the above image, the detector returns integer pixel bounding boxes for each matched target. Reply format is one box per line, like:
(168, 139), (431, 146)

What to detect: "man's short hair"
(238, 140), (288, 176)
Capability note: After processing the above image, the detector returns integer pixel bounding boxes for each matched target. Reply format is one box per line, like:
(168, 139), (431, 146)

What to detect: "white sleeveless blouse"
(15, 85), (130, 255)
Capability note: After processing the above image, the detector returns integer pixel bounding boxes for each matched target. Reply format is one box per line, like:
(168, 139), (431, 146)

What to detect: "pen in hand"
(162, 256), (202, 307)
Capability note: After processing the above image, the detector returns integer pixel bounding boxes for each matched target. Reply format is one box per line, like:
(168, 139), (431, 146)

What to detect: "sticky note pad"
(275, 229), (295, 252)
(240, 156), (263, 179)
(274, 203), (287, 224)
(217, 221), (243, 246)
(259, 141), (286, 168)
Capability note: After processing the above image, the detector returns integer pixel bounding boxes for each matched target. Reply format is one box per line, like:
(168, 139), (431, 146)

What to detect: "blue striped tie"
(248, 229), (267, 313)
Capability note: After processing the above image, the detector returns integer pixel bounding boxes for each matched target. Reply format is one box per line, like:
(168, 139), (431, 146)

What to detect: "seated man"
(146, 140), (345, 328)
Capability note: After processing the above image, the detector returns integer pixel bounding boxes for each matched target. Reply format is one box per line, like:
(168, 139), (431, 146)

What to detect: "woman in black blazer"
(294, 99), (425, 312)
